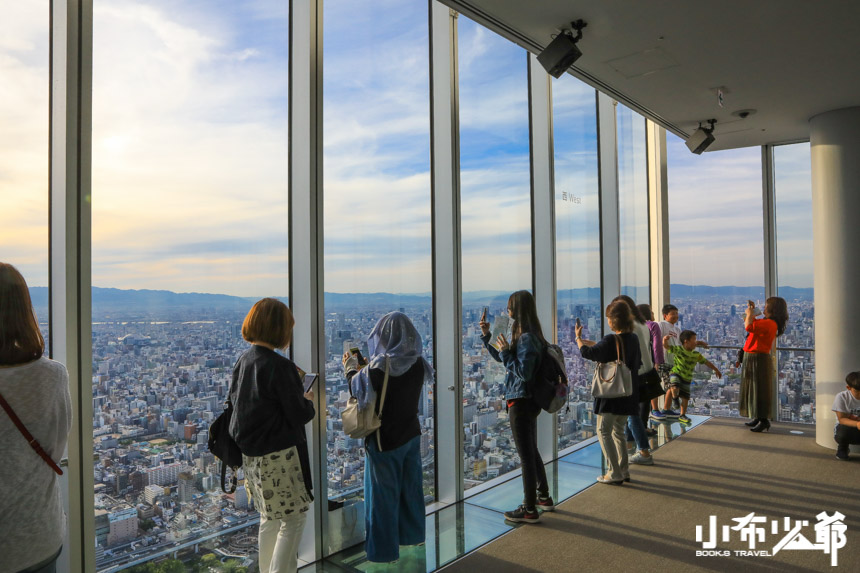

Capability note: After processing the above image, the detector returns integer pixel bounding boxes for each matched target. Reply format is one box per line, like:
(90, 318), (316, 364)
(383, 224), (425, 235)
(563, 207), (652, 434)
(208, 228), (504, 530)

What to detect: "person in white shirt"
(652, 304), (681, 420)
(832, 371), (860, 461)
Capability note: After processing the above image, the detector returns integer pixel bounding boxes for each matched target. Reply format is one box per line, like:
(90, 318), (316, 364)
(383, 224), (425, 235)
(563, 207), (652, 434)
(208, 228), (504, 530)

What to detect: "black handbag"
(207, 400), (242, 493)
(639, 368), (664, 403)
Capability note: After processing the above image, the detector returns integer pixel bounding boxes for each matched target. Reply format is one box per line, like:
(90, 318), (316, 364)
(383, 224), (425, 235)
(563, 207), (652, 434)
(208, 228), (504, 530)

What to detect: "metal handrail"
(702, 344), (814, 352)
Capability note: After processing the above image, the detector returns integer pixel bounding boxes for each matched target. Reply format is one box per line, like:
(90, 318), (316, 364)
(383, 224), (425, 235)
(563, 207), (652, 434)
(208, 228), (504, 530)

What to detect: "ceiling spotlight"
(537, 19), (587, 78)
(732, 108), (757, 119)
(686, 119), (717, 154)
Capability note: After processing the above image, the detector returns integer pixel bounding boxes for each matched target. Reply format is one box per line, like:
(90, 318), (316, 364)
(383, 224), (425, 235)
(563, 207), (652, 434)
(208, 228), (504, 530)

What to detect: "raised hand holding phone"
(747, 300), (762, 316)
(479, 306), (490, 336)
(349, 346), (368, 367)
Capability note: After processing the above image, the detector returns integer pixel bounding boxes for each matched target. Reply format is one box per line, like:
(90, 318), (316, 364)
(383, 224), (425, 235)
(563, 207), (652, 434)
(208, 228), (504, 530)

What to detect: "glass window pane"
(458, 17), (532, 491)
(92, 3), (289, 570)
(551, 76), (600, 451)
(667, 135), (763, 418)
(773, 142), (814, 423)
(617, 104), (650, 303)
(322, 0), (434, 555)
(0, 1), (49, 348)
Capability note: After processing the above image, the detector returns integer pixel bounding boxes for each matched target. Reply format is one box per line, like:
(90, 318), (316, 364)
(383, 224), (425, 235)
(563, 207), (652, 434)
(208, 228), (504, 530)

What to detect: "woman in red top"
(740, 297), (789, 433)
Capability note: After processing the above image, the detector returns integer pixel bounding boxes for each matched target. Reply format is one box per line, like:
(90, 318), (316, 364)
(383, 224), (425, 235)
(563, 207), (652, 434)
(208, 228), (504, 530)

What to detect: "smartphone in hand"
(481, 306), (489, 322)
(575, 317), (581, 328)
(303, 373), (319, 393)
(349, 347), (367, 366)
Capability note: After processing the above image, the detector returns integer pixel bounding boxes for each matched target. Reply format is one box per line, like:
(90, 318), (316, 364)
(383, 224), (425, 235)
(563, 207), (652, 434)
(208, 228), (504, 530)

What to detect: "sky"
(0, 1), (814, 297)
(667, 135), (813, 288)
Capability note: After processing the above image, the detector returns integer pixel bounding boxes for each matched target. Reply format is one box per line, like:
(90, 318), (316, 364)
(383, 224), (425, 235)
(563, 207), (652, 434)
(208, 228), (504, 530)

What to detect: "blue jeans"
(364, 435), (425, 562)
(626, 412), (650, 452)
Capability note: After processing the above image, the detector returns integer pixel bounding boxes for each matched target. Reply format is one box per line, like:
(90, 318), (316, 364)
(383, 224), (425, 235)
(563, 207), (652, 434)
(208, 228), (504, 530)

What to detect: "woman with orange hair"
(229, 298), (316, 573)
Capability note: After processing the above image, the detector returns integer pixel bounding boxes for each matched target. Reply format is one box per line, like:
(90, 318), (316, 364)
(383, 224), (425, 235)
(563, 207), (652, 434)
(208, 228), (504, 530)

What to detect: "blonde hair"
(242, 298), (294, 349)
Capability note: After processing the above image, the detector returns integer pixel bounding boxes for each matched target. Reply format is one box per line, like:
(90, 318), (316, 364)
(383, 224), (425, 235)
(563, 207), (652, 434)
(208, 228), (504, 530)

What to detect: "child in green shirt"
(661, 330), (722, 424)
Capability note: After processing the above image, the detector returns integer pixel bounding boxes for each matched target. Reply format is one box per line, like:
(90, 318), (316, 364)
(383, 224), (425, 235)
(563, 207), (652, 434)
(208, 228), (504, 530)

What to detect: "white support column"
(810, 107), (860, 449)
(646, 121), (669, 313)
(430, 3), (464, 505)
(597, 93), (619, 333)
(528, 54), (557, 461)
(51, 1), (94, 571)
(290, 0), (324, 561)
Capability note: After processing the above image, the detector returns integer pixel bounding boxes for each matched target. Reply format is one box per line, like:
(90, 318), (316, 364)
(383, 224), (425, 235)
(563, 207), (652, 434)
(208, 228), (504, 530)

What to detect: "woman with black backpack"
(229, 298), (316, 573)
(480, 290), (554, 523)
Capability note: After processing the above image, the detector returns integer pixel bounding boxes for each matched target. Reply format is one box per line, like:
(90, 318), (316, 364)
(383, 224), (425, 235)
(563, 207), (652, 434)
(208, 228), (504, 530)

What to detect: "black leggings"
(509, 398), (548, 509)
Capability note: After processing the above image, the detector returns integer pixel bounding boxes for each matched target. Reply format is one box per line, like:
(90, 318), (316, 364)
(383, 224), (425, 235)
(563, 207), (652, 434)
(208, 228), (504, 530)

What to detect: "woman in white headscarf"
(342, 312), (434, 564)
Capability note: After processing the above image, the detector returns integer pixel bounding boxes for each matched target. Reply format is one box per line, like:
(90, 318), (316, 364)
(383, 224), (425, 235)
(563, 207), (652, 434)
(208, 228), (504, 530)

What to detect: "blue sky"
(1, 1), (814, 296)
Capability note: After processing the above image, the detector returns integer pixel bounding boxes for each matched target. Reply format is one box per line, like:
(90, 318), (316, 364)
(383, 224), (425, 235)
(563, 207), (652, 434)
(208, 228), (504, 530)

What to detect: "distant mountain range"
(27, 283), (813, 315)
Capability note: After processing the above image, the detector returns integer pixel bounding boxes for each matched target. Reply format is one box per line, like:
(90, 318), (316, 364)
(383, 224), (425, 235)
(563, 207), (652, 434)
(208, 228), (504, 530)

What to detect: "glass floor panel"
(648, 413), (708, 448)
(311, 416), (710, 573)
(320, 503), (513, 573)
(558, 441), (603, 468)
(466, 459), (598, 514)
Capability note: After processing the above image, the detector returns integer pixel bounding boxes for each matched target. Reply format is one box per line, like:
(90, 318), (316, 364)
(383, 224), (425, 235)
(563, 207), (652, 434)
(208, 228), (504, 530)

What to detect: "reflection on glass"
(467, 457), (595, 514)
(458, 17), (532, 491)
(91, 2), (289, 570)
(326, 503), (513, 572)
(0, 1), (49, 348)
(776, 350), (814, 423)
(774, 142), (814, 424)
(667, 134), (763, 418)
(322, 0), (434, 555)
(617, 104), (650, 303)
(551, 75), (600, 451)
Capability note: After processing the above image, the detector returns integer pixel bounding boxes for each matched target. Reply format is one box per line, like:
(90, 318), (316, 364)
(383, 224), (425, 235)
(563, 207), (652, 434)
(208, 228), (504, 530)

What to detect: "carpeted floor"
(442, 418), (859, 572)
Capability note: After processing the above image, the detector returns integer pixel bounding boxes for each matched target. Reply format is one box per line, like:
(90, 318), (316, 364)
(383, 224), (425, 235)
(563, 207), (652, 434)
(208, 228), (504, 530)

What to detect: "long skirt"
(739, 352), (775, 419)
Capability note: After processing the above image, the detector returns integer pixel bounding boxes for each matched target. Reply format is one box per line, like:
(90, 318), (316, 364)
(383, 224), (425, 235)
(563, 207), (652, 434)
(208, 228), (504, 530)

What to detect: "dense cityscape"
(29, 287), (814, 571)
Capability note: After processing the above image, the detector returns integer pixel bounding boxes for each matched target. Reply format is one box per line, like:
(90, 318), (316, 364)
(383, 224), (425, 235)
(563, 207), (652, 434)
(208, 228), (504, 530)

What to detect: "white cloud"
(667, 134), (766, 286)
(0, 1), (49, 286)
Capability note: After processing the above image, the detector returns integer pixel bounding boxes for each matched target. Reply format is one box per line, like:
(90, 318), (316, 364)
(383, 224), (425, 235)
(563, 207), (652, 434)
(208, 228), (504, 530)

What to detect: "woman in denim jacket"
(480, 290), (553, 523)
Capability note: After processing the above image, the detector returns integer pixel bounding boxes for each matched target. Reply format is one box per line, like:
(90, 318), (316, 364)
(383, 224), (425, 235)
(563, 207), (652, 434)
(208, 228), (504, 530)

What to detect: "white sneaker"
(630, 452), (654, 465)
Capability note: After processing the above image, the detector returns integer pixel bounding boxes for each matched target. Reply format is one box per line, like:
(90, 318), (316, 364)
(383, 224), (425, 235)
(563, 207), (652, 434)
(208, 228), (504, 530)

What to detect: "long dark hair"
(0, 263), (45, 365)
(507, 290), (548, 349)
(765, 296), (789, 336)
(612, 294), (646, 324)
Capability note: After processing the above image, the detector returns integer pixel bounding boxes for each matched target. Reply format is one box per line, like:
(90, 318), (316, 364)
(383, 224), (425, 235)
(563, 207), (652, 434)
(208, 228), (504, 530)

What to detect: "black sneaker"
(536, 495), (555, 512)
(504, 504), (540, 523)
(836, 446), (850, 461)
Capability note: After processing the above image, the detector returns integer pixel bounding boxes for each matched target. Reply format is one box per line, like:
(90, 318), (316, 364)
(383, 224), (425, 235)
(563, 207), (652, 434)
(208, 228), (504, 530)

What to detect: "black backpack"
(207, 400), (243, 493)
(530, 343), (569, 413)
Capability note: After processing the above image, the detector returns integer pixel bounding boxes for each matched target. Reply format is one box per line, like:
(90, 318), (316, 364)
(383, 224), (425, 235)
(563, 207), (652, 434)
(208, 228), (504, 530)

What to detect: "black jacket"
(347, 360), (424, 451)
(580, 332), (641, 415)
(229, 345), (315, 492)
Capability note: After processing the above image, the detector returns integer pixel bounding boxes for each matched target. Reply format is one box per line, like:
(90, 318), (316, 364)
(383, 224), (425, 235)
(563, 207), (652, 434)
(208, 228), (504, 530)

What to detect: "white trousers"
(258, 511), (307, 573)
